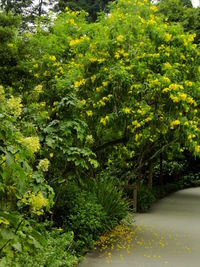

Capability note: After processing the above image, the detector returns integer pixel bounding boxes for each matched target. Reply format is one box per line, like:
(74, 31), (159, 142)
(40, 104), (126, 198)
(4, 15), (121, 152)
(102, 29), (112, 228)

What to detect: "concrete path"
(79, 187), (200, 267)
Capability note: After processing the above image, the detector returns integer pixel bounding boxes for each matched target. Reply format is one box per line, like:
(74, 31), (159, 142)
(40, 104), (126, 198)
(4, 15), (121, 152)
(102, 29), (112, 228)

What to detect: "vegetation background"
(0, 0), (200, 266)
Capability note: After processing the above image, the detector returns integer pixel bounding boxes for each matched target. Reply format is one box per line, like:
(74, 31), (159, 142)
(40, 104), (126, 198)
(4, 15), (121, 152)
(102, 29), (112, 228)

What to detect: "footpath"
(79, 187), (200, 267)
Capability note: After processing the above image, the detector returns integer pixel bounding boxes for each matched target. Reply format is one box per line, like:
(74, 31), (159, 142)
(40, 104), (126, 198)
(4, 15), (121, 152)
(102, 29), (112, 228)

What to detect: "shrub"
(1, 228), (78, 267)
(177, 172), (200, 189)
(137, 185), (156, 212)
(53, 179), (129, 252)
(53, 182), (107, 252)
(84, 178), (129, 228)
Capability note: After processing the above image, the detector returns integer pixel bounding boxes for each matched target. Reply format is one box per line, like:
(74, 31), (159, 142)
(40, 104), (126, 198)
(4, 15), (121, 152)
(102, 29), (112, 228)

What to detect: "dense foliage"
(54, 0), (112, 21)
(0, 0), (200, 265)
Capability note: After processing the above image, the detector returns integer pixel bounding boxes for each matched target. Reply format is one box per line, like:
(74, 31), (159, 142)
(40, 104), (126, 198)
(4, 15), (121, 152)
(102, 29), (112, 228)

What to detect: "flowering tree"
(22, 0), (200, 186)
(47, 0), (199, 183)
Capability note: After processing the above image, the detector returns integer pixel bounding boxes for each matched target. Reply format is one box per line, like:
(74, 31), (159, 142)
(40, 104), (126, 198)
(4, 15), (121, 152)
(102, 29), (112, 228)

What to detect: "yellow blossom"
(74, 79), (86, 88)
(22, 191), (48, 215)
(177, 92), (187, 101)
(89, 57), (97, 63)
(86, 110), (93, 117)
(102, 81), (108, 87)
(85, 135), (94, 145)
(114, 52), (120, 59)
(116, 35), (124, 42)
(22, 136), (40, 153)
(170, 94), (179, 103)
(123, 107), (131, 114)
(69, 39), (80, 46)
(195, 145), (200, 153)
(100, 116), (109, 126)
(7, 96), (22, 117)
(163, 62), (171, 69)
(37, 158), (50, 172)
(0, 85), (5, 101)
(34, 85), (43, 94)
(91, 75), (96, 83)
(49, 55), (56, 61)
(165, 34), (172, 42)
(170, 120), (180, 129)
(188, 134), (195, 141)
(150, 5), (158, 12)
(7, 43), (14, 48)
(70, 18), (77, 26)
(0, 217), (10, 225)
(163, 76), (171, 83)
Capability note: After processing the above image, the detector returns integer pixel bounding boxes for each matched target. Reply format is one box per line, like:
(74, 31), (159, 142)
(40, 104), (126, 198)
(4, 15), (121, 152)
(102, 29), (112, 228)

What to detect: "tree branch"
(93, 136), (127, 152)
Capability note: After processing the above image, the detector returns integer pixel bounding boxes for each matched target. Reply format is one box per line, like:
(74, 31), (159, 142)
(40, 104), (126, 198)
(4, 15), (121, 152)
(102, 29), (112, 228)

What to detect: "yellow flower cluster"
(123, 107), (131, 114)
(49, 55), (56, 61)
(7, 96), (22, 117)
(115, 49), (129, 59)
(146, 14), (156, 26)
(116, 35), (125, 42)
(102, 81), (108, 87)
(188, 134), (196, 141)
(33, 84), (43, 95)
(170, 94), (179, 103)
(91, 75), (96, 83)
(74, 79), (86, 88)
(37, 158), (50, 172)
(135, 133), (142, 142)
(165, 33), (172, 42)
(70, 18), (77, 26)
(86, 110), (93, 117)
(163, 83), (184, 93)
(0, 217), (10, 226)
(7, 43), (14, 48)
(85, 135), (94, 145)
(170, 92), (187, 103)
(163, 62), (171, 69)
(188, 33), (196, 42)
(22, 191), (48, 215)
(163, 76), (171, 84)
(177, 92), (187, 101)
(170, 120), (180, 129)
(150, 5), (158, 12)
(22, 136), (40, 153)
(0, 85), (5, 101)
(195, 145), (200, 153)
(185, 81), (193, 87)
(90, 57), (97, 63)
(97, 94), (113, 107)
(187, 97), (197, 106)
(100, 115), (109, 126)
(77, 99), (86, 108)
(69, 36), (90, 47)
(131, 120), (141, 131)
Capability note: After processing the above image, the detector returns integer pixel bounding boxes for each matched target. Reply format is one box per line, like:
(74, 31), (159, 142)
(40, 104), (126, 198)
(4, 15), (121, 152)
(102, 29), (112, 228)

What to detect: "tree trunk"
(148, 160), (153, 188)
(138, 161), (142, 184)
(160, 152), (163, 186)
(38, 0), (43, 16)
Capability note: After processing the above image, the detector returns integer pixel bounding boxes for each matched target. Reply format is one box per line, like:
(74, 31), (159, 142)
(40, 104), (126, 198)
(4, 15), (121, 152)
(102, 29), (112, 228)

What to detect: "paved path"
(79, 187), (200, 267)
